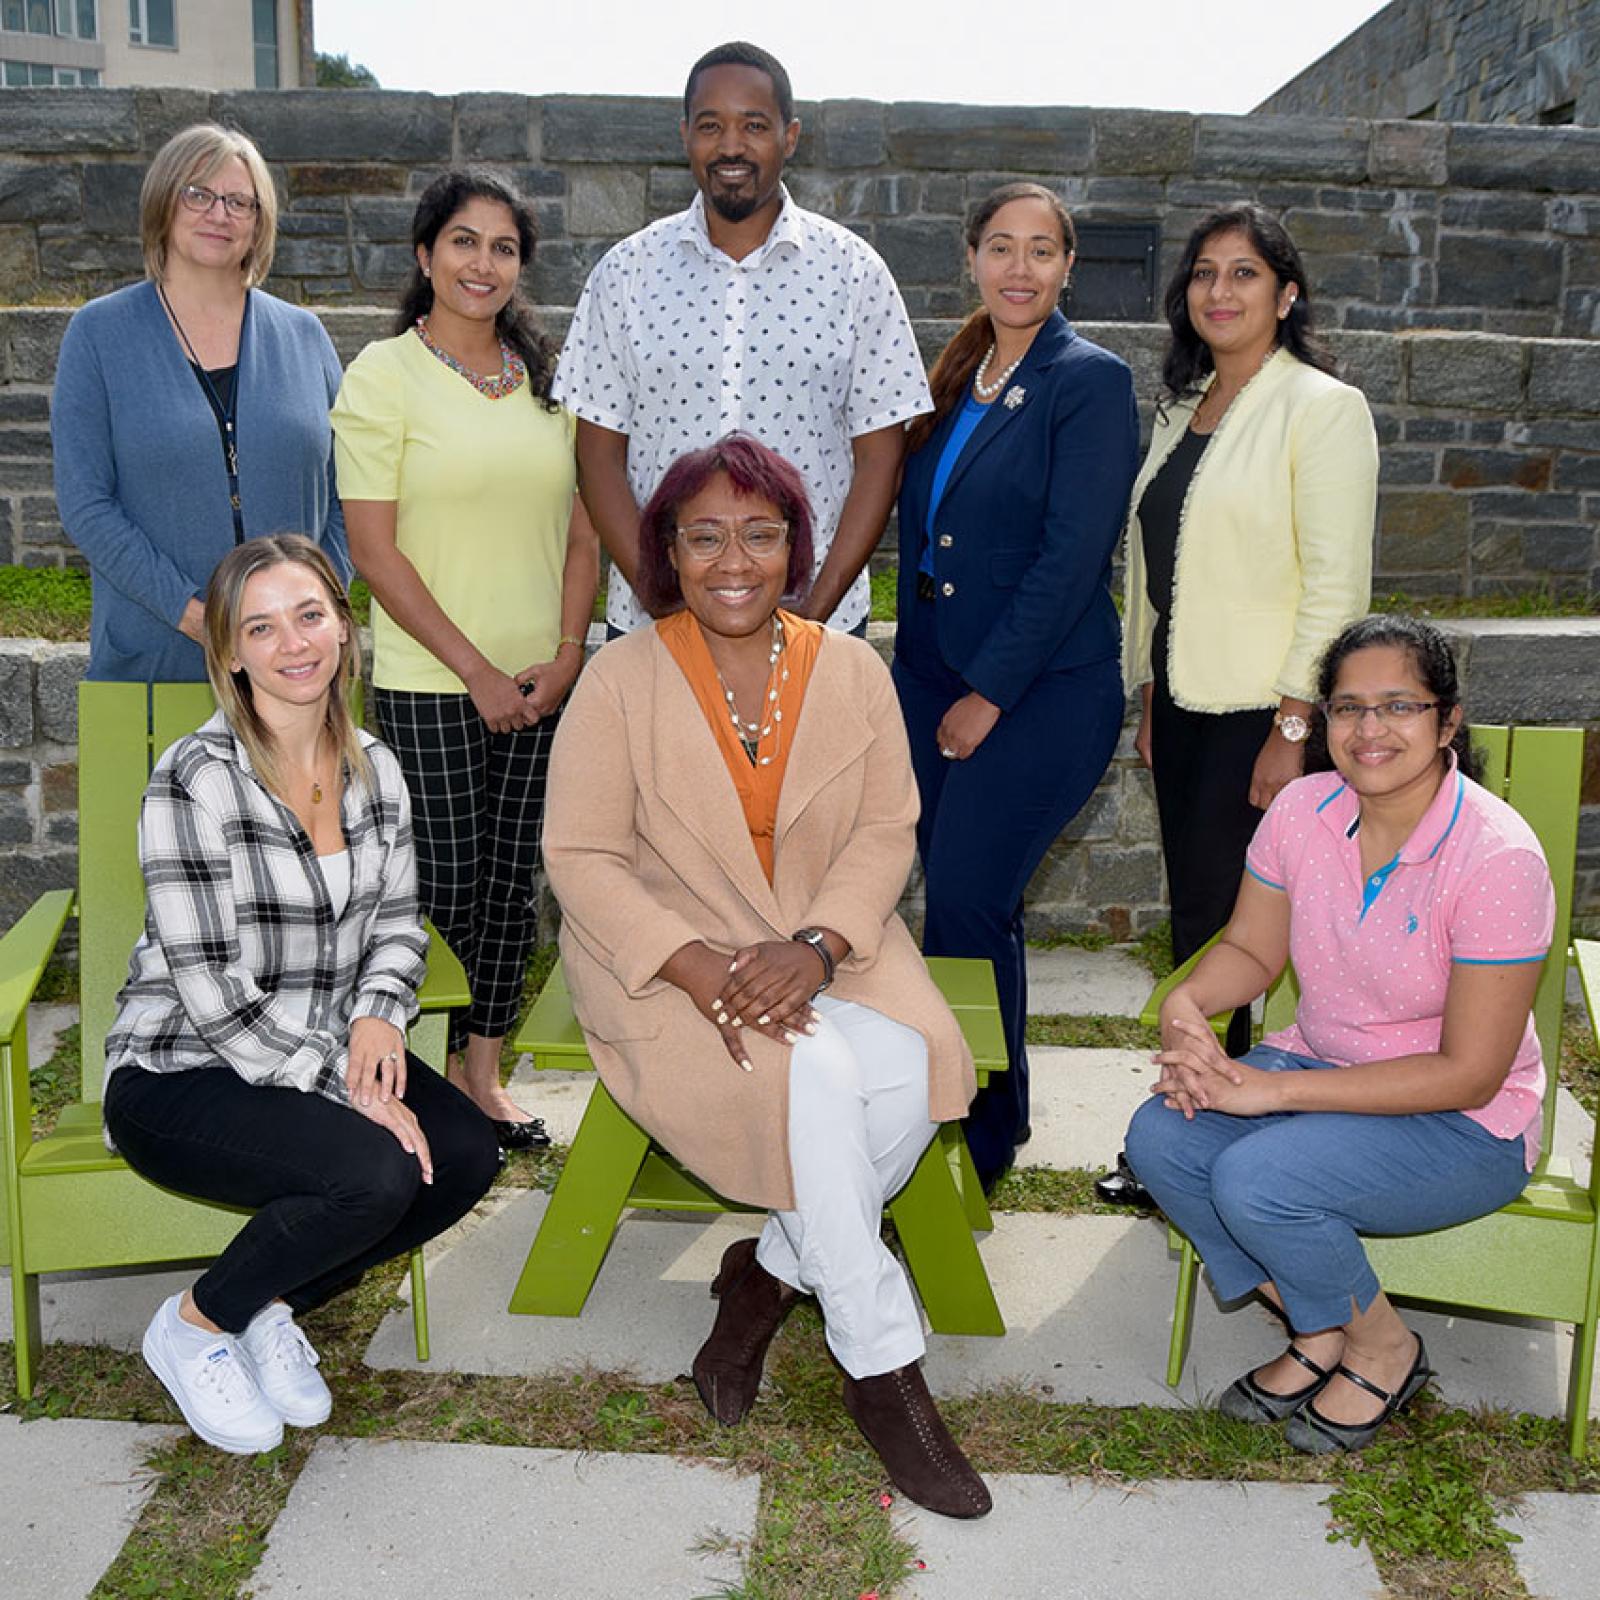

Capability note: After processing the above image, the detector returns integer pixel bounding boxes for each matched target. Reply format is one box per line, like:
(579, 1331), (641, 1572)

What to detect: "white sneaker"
(239, 1303), (333, 1428)
(141, 1294), (284, 1455)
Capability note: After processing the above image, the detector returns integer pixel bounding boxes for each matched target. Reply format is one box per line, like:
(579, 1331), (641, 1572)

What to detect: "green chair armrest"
(416, 919), (470, 1013)
(0, 890), (74, 1044)
(1138, 931), (1224, 1035)
(513, 963), (597, 1068)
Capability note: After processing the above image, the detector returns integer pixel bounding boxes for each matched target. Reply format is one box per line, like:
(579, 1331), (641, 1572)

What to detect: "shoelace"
(194, 1340), (265, 1406)
(253, 1317), (320, 1375)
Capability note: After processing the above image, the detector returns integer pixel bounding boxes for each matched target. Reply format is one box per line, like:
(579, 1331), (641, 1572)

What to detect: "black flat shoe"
(493, 1116), (551, 1152)
(1093, 1150), (1153, 1208)
(1284, 1334), (1433, 1455)
(1217, 1345), (1332, 1424)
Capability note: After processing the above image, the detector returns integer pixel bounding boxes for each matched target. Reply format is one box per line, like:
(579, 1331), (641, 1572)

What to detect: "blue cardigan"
(51, 280), (350, 682)
(895, 312), (1138, 712)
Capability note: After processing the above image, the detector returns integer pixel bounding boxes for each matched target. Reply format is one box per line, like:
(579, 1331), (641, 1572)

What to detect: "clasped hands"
(1152, 996), (1281, 1121)
(672, 940), (825, 1073)
(466, 647), (581, 734)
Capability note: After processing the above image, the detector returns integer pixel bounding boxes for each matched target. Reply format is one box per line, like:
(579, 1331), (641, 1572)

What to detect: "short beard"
(706, 188), (763, 223)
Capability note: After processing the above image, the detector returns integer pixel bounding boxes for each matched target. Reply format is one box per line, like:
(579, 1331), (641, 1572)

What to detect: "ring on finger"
(940, 746), (957, 759)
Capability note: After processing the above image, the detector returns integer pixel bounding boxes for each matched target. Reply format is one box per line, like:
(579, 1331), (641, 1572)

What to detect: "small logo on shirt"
(1405, 913), (1418, 935)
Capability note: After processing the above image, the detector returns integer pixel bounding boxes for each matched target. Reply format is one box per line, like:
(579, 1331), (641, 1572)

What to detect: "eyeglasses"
(674, 519), (790, 562)
(1319, 699), (1444, 725)
(178, 184), (260, 219)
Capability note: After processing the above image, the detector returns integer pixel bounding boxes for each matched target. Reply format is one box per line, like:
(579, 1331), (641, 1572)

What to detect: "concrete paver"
(1025, 945), (1152, 1018)
(0, 1416), (179, 1600)
(902, 1477), (1380, 1599)
(249, 1437), (756, 1600)
(0, 1264), (194, 1347)
(1019, 1045), (1152, 1172)
(1499, 1491), (1600, 1600)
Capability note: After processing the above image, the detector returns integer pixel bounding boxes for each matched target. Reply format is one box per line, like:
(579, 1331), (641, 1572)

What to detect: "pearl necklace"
(714, 615), (788, 767)
(413, 318), (527, 399)
(973, 342), (1025, 400)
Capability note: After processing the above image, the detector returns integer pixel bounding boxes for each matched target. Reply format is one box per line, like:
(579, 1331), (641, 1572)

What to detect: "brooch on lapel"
(1003, 385), (1026, 410)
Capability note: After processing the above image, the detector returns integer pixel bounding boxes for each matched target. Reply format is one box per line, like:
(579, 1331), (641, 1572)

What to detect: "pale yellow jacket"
(1121, 347), (1378, 711)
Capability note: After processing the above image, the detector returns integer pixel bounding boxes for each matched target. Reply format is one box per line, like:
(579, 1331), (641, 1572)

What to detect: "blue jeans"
(1123, 1045), (1530, 1332)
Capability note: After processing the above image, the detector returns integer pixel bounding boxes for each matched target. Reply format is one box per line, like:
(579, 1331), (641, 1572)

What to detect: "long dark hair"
(394, 168), (558, 408)
(907, 182), (1076, 454)
(1159, 202), (1336, 405)
(635, 433), (815, 616)
(1304, 613), (1482, 782)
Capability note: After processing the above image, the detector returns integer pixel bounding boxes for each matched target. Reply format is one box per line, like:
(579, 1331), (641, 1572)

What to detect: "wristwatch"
(791, 927), (835, 992)
(1274, 711), (1310, 743)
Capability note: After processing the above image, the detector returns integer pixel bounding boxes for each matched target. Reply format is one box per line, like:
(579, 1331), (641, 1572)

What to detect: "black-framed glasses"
(1318, 698), (1444, 725)
(179, 183), (260, 219)
(675, 519), (790, 562)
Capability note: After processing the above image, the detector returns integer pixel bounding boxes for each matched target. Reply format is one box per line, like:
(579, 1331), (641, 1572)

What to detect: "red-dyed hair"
(635, 433), (815, 615)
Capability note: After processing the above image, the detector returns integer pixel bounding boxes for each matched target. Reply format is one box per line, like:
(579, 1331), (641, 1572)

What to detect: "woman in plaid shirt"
(103, 535), (500, 1455)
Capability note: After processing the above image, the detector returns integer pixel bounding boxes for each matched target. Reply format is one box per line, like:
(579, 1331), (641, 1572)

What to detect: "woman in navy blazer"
(894, 183), (1138, 1188)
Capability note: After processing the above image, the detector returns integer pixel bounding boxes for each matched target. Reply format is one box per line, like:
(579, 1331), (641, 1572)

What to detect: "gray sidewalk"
(4, 945), (1597, 1598)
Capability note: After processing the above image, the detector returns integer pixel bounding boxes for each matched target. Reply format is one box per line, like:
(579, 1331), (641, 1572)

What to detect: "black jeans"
(104, 1055), (500, 1333)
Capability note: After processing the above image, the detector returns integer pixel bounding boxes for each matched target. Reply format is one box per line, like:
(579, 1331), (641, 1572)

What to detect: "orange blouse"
(657, 608), (823, 882)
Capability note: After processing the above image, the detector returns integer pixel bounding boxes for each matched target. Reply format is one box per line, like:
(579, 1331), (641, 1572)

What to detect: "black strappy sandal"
(1285, 1334), (1434, 1454)
(1217, 1344), (1333, 1424)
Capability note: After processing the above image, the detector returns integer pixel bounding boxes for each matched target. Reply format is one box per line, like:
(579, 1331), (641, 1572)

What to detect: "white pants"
(756, 997), (939, 1379)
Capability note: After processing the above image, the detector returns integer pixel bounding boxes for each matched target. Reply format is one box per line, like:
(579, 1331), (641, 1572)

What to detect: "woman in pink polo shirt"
(1123, 614), (1554, 1454)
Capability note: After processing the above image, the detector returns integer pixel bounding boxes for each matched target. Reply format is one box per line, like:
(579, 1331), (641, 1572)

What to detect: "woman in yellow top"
(1102, 205), (1378, 1203)
(542, 435), (990, 1519)
(333, 170), (598, 1149)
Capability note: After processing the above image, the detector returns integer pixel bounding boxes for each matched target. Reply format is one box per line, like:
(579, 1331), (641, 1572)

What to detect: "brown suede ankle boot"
(691, 1238), (798, 1426)
(842, 1362), (993, 1519)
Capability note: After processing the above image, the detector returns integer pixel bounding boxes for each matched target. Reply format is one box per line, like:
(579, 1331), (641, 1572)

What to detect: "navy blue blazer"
(895, 312), (1139, 712)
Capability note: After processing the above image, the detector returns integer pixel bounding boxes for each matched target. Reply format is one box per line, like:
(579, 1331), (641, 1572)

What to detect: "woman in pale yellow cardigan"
(1103, 207), (1377, 1205)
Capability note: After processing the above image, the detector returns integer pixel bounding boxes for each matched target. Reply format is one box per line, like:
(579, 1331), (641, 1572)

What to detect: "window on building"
(1, 54), (93, 82)
(252, 0), (278, 88)
(54, 0), (96, 37)
(1, 0), (67, 33)
(128, 0), (173, 48)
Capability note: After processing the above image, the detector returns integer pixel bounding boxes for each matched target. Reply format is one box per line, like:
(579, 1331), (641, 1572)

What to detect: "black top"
(189, 361), (237, 449)
(1138, 424), (1210, 670)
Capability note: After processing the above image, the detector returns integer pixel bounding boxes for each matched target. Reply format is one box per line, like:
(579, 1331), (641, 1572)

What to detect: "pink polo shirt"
(1245, 755), (1555, 1169)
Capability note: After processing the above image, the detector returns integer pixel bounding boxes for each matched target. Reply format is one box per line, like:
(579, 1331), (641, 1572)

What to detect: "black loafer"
(1093, 1150), (1153, 1208)
(1217, 1344), (1333, 1424)
(1285, 1334), (1433, 1455)
(493, 1116), (552, 1152)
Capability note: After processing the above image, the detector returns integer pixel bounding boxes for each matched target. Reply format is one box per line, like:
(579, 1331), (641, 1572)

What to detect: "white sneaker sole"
(262, 1384), (332, 1429)
(141, 1324), (283, 1456)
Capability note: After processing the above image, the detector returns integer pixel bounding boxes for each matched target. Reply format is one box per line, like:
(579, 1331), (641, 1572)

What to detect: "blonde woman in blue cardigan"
(1104, 207), (1377, 1208)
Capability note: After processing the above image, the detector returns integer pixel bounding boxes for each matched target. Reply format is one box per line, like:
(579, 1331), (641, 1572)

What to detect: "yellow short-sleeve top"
(331, 331), (576, 694)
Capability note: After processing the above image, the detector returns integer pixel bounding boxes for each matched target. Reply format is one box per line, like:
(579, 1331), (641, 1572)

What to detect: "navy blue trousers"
(894, 606), (1123, 1185)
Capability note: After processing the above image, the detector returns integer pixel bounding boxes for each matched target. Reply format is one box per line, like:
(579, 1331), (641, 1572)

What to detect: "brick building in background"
(1259, 0), (1599, 127)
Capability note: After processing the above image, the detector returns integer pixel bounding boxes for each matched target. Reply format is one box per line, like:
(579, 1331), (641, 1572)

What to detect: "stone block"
(279, 208), (347, 239)
(1470, 524), (1524, 576)
(0, 90), (139, 154)
(348, 195), (416, 243)
(1058, 783), (1120, 845)
(1025, 837), (1086, 907)
(0, 388), (48, 423)
(217, 91), (452, 164)
(1441, 449), (1552, 492)
(135, 87), (214, 155)
(1522, 524), (1597, 574)
(1436, 235), (1562, 311)
(1379, 450), (1436, 486)
(0, 223), (38, 300)
(528, 238), (607, 307)
(874, 216), (962, 285)
(568, 168), (646, 237)
(1194, 115), (1367, 182)
(0, 649), (33, 746)
(1555, 456), (1600, 492)
(80, 163), (144, 234)
(1082, 177), (1166, 208)
(273, 237), (352, 277)
(819, 99), (886, 168)
(34, 647), (85, 744)
(1368, 120), (1448, 186)
(0, 162), (78, 225)
(455, 93), (535, 161)
(1449, 124), (1600, 195)
(0, 311), (67, 388)
(0, 757), (26, 785)
(1456, 623), (1600, 722)
(40, 761), (75, 813)
(647, 165), (695, 214)
(1549, 199), (1600, 238)
(1563, 289), (1600, 340)
(0, 847), (72, 932)
(1527, 343), (1600, 416)
(1092, 110), (1194, 176)
(44, 812), (76, 845)
(288, 162), (407, 198)
(352, 242), (416, 291)
(543, 97), (683, 164)
(37, 228), (144, 280)
(923, 173), (965, 214)
(0, 790), (31, 844)
(1405, 418), (1461, 444)
(1308, 250), (1378, 299)
(886, 103), (1093, 173)
(315, 306), (389, 365)
(18, 496), (61, 547)
(1378, 490), (1470, 571)
(1282, 207), (1411, 258)
(1440, 194), (1547, 232)
(1405, 334), (1524, 411)
(1327, 330), (1402, 403)
(1081, 844), (1165, 907)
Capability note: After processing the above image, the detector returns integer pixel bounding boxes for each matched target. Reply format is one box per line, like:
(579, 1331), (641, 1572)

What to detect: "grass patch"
(1028, 928), (1113, 952)
(1129, 919), (1174, 982)
(1372, 587), (1595, 620)
(1561, 1004), (1599, 1117)
(869, 567), (897, 622)
(29, 1020), (79, 1138)
(987, 1164), (1127, 1214)
(1026, 1012), (1160, 1051)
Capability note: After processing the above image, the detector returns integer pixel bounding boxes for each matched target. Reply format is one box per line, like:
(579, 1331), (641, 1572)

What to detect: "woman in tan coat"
(543, 434), (989, 1519)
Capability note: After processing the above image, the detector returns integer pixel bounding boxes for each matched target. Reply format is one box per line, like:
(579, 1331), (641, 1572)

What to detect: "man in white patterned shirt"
(554, 39), (933, 635)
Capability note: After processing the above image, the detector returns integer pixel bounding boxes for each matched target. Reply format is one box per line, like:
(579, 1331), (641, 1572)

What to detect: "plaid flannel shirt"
(105, 711), (427, 1102)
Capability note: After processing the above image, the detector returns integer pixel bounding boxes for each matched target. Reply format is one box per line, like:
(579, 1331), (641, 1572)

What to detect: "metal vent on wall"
(1064, 222), (1159, 322)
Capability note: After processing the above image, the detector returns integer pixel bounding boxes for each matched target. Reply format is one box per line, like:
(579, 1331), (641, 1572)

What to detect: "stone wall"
(0, 87), (1598, 338)
(1260, 1), (1600, 130)
(9, 306), (1599, 602)
(4, 624), (1598, 941)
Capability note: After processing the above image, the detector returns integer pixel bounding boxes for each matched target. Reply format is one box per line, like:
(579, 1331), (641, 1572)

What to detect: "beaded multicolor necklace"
(413, 318), (527, 399)
(714, 615), (789, 767)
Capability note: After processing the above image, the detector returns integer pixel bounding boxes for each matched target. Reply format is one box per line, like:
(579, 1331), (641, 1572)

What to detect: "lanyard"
(158, 283), (249, 544)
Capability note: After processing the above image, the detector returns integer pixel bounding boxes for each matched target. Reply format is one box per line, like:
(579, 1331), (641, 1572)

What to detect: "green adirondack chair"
(0, 681), (470, 1398)
(1141, 725), (1599, 1455)
(507, 954), (1009, 1336)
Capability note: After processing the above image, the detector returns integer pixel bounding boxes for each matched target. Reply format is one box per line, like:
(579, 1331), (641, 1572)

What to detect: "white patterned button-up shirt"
(554, 187), (933, 633)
